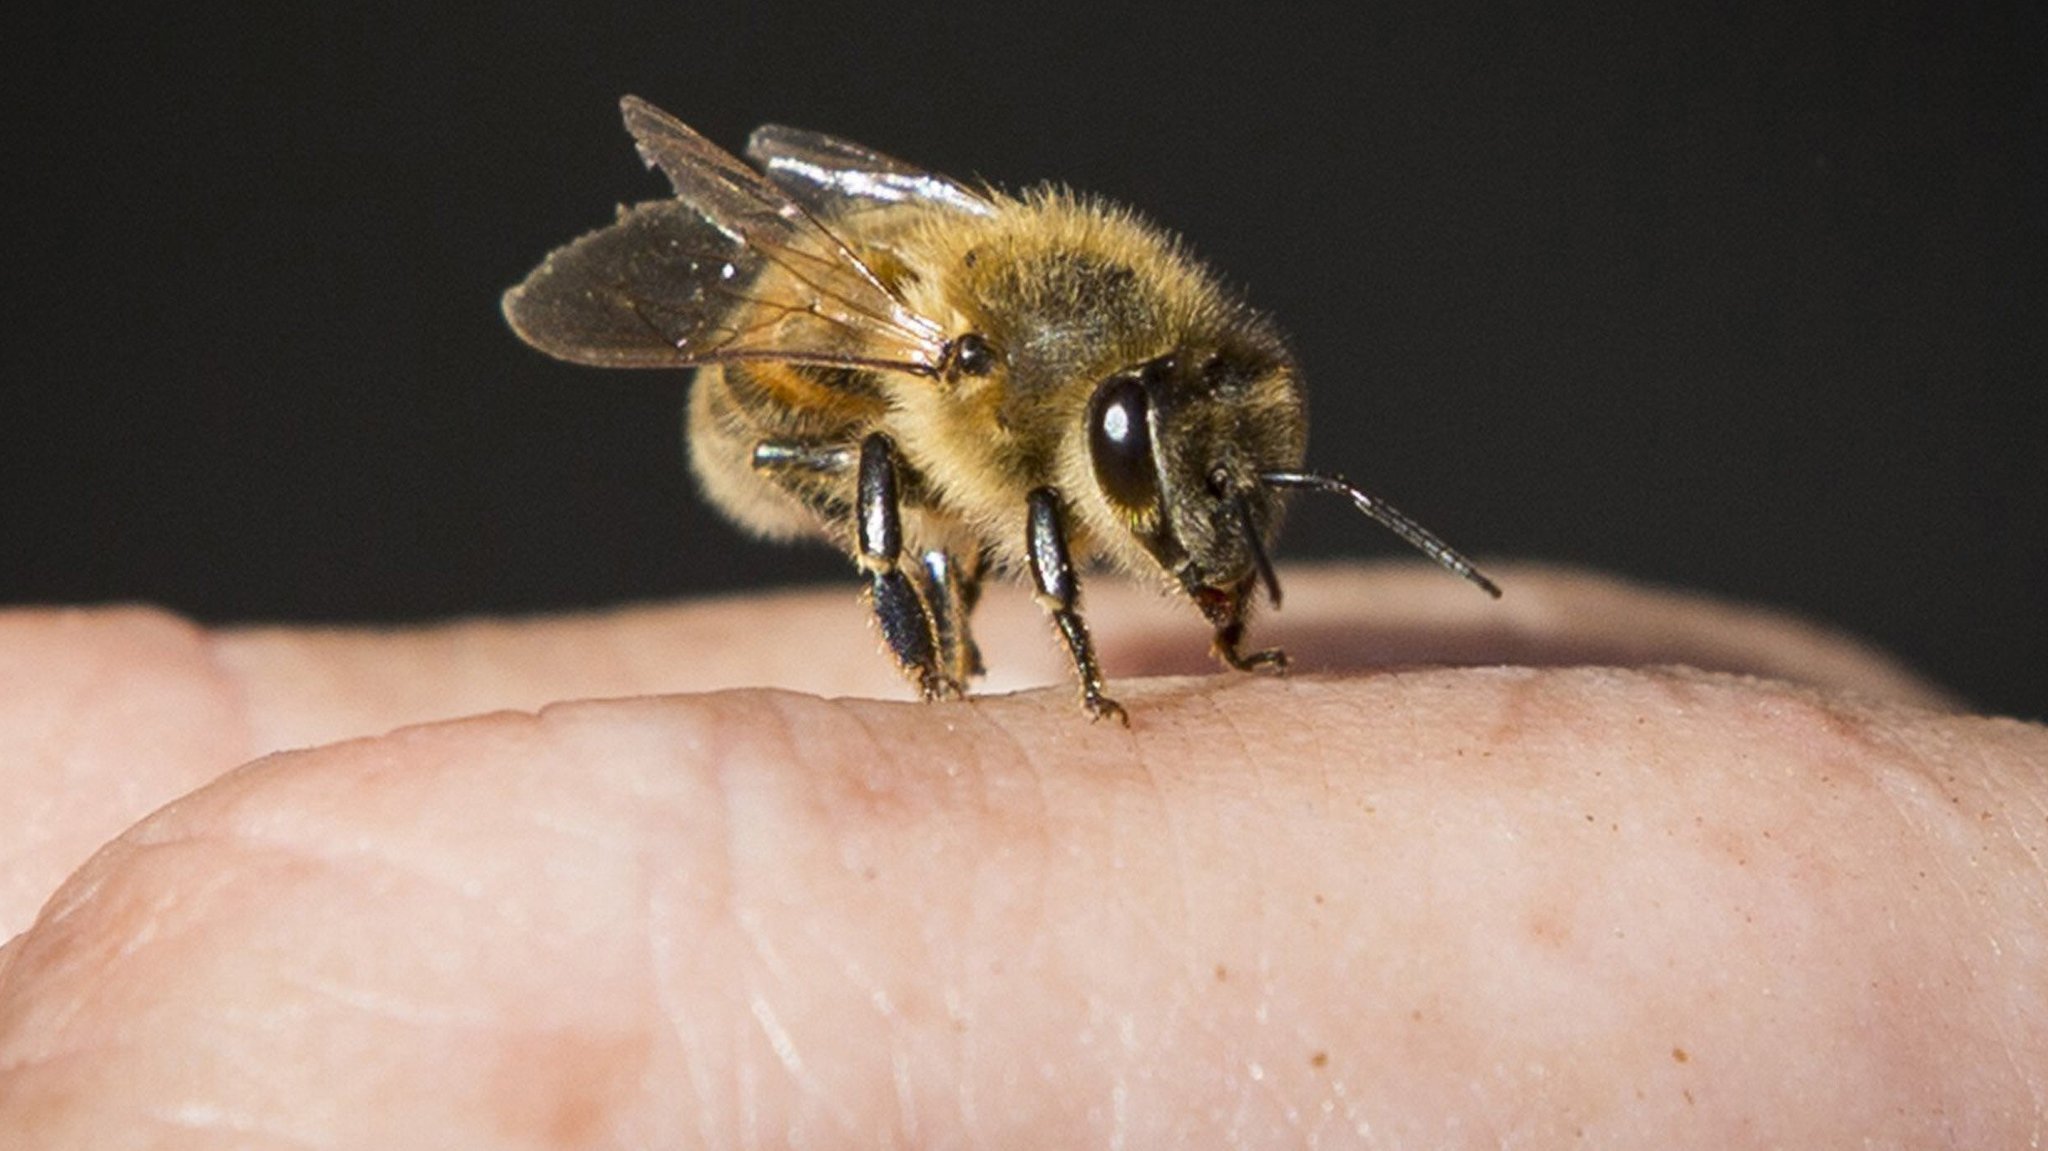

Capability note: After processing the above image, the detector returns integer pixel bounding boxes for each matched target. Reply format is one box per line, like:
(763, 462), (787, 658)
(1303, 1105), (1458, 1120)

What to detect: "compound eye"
(1087, 374), (1159, 511)
(949, 332), (996, 378)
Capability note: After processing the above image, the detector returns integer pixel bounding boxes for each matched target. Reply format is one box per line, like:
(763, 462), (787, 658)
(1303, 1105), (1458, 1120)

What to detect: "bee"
(503, 96), (1499, 723)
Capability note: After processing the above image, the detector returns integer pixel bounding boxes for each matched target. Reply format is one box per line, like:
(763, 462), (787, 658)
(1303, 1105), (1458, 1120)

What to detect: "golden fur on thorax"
(692, 187), (1307, 588)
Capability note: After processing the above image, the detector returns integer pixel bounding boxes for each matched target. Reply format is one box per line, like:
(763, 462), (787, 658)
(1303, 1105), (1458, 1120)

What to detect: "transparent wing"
(502, 96), (948, 374)
(745, 123), (996, 220)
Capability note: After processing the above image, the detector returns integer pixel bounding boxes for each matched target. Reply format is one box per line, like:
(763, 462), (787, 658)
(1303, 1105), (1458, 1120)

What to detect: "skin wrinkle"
(795, 701), (932, 1149)
(935, 701), (1047, 1146)
(802, 689), (928, 1136)
(17, 835), (263, 1056)
(818, 942), (905, 1106)
(889, 1042), (920, 1150)
(1191, 679), (1302, 1138)
(1382, 677), (1533, 1143)
(720, 696), (859, 1144)
(21, 842), (376, 1142)
(796, 695), (940, 1147)
(1096, 718), (1178, 1128)
(1987, 743), (2048, 894)
(1163, 684), (1269, 1130)
(1978, 736), (2048, 1137)
(1117, 701), (1194, 1103)
(702, 691), (813, 1151)
(1281, 730), (1367, 1151)
(1109, 773), (1173, 1138)
(0, 564), (1957, 943)
(734, 1010), (763, 1151)
(811, 904), (916, 1142)
(628, 715), (705, 1150)
(1132, 705), (1239, 1135)
(1085, 703), (1184, 1131)
(1124, 694), (1189, 983)
(647, 872), (719, 1150)
(0, 608), (251, 938)
(950, 698), (1058, 1149)
(142, 1101), (324, 1150)
(27, 835), (136, 935)
(208, 794), (491, 928)
(1277, 684), (1359, 1130)
(1777, 694), (2013, 1125)
(1343, 671), (1507, 1138)
(1843, 705), (2013, 1093)
(1880, 716), (2048, 1132)
(282, 968), (477, 1031)
(641, 717), (738, 1086)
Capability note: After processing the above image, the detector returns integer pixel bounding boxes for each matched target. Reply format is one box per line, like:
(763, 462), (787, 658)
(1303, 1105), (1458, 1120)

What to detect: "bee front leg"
(856, 433), (962, 702)
(1025, 488), (1127, 725)
(1197, 583), (1290, 674)
(1213, 621), (1289, 673)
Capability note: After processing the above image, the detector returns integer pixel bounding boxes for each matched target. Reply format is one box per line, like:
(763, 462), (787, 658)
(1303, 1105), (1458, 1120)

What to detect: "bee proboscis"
(504, 96), (1499, 722)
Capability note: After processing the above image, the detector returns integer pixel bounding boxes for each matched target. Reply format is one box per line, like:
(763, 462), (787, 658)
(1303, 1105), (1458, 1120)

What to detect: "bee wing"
(745, 124), (996, 220)
(502, 97), (948, 373)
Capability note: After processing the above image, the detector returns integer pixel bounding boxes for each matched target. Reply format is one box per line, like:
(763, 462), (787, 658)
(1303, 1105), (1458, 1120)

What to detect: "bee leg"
(1213, 621), (1290, 673)
(1201, 585), (1290, 674)
(856, 433), (962, 702)
(918, 548), (986, 685)
(1025, 488), (1128, 725)
(749, 439), (857, 525)
(959, 547), (991, 679)
(751, 439), (855, 479)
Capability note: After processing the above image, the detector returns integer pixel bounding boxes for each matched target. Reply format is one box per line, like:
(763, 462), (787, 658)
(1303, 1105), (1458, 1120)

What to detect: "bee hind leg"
(1025, 488), (1127, 725)
(855, 433), (963, 702)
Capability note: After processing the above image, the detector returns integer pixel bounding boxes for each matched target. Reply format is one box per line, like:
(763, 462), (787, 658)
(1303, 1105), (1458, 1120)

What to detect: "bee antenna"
(1233, 492), (1284, 609)
(1258, 471), (1502, 599)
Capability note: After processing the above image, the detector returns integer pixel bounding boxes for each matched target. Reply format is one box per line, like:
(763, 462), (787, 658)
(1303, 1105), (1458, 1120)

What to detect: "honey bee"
(503, 96), (1499, 722)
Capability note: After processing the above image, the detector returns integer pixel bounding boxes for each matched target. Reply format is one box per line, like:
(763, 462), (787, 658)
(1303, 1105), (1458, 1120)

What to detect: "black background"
(5, 5), (2042, 719)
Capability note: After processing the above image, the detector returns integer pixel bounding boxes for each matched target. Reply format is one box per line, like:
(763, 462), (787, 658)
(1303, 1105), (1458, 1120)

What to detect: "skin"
(0, 562), (2041, 1146)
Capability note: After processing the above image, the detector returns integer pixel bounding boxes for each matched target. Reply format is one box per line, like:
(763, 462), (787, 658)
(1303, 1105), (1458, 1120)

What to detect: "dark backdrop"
(5, 5), (2042, 719)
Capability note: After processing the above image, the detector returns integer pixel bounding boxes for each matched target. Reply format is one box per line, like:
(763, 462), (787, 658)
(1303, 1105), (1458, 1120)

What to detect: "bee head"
(1081, 343), (1307, 609)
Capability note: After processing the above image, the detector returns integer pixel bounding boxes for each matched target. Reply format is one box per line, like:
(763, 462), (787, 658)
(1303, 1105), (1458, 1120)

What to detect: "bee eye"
(949, 332), (996, 378)
(1087, 375), (1159, 510)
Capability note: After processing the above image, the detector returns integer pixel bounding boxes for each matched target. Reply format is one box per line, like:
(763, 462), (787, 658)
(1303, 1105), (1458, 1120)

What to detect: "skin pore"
(0, 563), (2042, 1146)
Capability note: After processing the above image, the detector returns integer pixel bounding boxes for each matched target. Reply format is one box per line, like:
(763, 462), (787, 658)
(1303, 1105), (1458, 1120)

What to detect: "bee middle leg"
(750, 439), (856, 483)
(1025, 488), (1127, 725)
(853, 433), (962, 702)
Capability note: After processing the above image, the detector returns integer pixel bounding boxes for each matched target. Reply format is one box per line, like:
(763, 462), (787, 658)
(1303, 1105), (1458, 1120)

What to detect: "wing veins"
(504, 99), (955, 380)
(621, 97), (942, 354)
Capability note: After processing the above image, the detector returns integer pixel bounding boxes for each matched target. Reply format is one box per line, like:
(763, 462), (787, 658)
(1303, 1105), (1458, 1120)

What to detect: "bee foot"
(1084, 692), (1130, 726)
(1248, 648), (1290, 674)
(1216, 642), (1289, 674)
(919, 673), (967, 702)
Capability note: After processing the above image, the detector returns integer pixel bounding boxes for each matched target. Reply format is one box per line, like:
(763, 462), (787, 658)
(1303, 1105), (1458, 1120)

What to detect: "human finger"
(1, 669), (2040, 1144)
